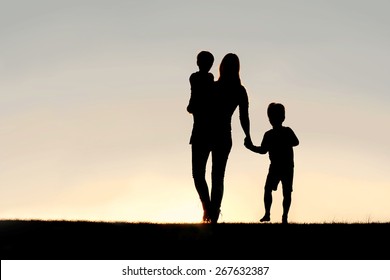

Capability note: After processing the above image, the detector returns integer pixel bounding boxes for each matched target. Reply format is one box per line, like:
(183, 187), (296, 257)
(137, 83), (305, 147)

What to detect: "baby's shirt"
(187, 71), (214, 114)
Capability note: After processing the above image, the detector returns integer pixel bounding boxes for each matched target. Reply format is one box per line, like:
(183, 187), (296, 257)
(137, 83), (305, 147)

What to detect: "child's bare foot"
(260, 215), (270, 222)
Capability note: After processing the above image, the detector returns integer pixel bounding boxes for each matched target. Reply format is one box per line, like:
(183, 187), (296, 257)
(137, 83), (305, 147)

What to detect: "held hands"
(244, 136), (254, 150)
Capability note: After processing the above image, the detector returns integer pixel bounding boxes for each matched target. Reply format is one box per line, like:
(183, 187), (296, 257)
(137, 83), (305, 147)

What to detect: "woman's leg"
(192, 143), (212, 221)
(210, 138), (232, 223)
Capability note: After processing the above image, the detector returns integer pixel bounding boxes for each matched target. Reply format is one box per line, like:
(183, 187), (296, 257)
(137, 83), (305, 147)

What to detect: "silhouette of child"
(187, 50), (214, 114)
(245, 103), (299, 224)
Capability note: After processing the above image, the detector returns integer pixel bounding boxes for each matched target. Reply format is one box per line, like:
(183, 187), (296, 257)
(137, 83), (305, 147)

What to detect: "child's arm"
(244, 138), (267, 154)
(289, 128), (299, 147)
(250, 145), (267, 154)
(253, 145), (267, 154)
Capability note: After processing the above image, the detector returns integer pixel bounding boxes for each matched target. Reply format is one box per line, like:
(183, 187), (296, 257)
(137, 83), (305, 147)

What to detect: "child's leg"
(281, 168), (294, 224)
(282, 189), (291, 223)
(261, 189), (272, 221)
(261, 170), (279, 222)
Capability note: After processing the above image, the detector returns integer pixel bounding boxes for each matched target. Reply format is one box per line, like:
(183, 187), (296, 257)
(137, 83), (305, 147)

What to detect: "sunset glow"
(1, 1), (389, 224)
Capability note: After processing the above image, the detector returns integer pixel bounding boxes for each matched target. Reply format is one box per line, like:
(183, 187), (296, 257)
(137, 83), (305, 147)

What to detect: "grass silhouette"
(1, 219), (389, 260)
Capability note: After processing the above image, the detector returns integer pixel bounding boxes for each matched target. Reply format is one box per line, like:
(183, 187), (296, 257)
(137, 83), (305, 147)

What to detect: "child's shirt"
(259, 126), (299, 168)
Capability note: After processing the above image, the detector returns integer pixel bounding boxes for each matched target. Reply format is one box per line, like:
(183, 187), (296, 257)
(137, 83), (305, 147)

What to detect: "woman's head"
(218, 53), (241, 84)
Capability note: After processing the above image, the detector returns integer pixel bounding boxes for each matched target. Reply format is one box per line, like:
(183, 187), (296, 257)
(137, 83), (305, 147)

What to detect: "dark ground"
(1, 220), (389, 260)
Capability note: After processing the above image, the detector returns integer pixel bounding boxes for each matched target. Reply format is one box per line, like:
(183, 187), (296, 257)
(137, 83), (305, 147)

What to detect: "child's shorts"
(264, 166), (294, 192)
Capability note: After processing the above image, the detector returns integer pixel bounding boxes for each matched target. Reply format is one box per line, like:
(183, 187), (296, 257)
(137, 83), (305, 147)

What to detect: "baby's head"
(267, 103), (285, 127)
(197, 51), (214, 72)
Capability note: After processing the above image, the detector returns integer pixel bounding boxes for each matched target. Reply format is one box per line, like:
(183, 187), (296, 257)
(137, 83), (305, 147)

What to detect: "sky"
(1, 0), (389, 224)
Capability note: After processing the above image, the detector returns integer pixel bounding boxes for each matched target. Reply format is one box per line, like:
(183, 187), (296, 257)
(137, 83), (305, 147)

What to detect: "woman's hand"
(244, 136), (253, 149)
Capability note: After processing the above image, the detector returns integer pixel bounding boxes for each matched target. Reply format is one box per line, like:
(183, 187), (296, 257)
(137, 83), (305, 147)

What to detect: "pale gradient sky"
(1, 1), (389, 223)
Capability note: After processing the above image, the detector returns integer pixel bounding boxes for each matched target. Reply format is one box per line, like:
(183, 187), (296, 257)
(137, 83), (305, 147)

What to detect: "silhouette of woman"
(189, 53), (252, 224)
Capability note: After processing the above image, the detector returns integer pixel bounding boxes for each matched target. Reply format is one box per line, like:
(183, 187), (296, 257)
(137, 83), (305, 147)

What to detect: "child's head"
(197, 51), (214, 72)
(267, 103), (285, 127)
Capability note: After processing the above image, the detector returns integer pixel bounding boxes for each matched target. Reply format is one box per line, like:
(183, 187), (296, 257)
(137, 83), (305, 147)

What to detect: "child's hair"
(197, 51), (214, 71)
(267, 103), (285, 124)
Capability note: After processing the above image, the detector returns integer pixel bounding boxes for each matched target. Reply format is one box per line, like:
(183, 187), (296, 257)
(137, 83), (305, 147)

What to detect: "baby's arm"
(187, 74), (196, 113)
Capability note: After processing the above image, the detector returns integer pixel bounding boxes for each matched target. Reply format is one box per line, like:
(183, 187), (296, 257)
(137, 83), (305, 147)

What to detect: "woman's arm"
(238, 87), (252, 142)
